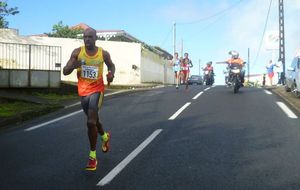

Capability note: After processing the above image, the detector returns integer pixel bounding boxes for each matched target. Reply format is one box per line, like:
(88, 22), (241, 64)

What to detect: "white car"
(285, 55), (300, 97)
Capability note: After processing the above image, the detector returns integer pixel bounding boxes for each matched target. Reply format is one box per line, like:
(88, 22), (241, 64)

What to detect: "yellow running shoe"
(102, 132), (110, 153)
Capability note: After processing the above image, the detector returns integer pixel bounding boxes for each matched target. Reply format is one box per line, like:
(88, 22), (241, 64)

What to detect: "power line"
(177, 0), (245, 25)
(253, 0), (273, 66)
(160, 26), (173, 47)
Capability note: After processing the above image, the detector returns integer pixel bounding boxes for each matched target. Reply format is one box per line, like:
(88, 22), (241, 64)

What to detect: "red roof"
(71, 23), (91, 30)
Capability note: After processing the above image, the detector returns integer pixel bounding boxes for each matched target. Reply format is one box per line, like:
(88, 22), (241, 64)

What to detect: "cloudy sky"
(6, 0), (300, 84)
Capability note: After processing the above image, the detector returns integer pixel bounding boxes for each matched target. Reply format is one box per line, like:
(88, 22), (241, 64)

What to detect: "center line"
(168, 102), (191, 120)
(193, 92), (203, 100)
(204, 87), (210, 91)
(97, 129), (163, 186)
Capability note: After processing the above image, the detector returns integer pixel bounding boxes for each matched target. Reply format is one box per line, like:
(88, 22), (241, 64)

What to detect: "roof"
(71, 23), (91, 30)
(30, 23), (172, 59)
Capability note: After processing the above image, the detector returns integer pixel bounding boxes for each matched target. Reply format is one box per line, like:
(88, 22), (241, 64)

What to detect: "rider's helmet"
(229, 50), (239, 59)
(206, 61), (212, 66)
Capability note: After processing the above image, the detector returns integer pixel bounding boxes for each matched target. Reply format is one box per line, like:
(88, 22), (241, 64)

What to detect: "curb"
(269, 88), (300, 114)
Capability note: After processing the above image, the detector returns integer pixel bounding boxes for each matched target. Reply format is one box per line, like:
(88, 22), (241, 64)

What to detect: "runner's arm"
(189, 60), (193, 68)
(63, 48), (81, 75)
(103, 50), (115, 82)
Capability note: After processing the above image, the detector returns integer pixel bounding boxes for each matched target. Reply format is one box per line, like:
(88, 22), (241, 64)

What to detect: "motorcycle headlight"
(231, 69), (240, 74)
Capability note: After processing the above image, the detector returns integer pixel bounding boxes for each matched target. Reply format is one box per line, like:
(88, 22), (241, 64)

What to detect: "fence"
(0, 42), (62, 88)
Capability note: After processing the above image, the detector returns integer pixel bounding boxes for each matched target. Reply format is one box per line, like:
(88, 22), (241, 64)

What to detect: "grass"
(0, 101), (47, 117)
(0, 91), (76, 119)
(33, 92), (79, 103)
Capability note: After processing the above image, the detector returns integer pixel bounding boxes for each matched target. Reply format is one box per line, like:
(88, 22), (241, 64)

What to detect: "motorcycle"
(227, 63), (243, 93)
(204, 70), (214, 85)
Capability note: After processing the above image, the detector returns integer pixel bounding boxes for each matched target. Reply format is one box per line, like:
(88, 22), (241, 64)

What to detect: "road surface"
(0, 85), (299, 190)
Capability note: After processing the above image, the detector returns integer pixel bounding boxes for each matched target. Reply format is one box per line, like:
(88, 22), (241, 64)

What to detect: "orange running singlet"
(77, 46), (104, 96)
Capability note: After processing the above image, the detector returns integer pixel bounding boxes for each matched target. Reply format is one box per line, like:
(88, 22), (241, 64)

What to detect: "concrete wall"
(141, 49), (173, 84)
(0, 70), (61, 88)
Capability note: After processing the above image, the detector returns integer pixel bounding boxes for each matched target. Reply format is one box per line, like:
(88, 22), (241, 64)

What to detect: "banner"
(264, 30), (279, 50)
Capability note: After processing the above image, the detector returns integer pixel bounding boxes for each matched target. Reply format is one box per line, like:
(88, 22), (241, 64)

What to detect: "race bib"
(81, 65), (98, 80)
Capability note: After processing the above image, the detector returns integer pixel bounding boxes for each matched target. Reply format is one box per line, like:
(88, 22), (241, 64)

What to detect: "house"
(0, 24), (174, 87)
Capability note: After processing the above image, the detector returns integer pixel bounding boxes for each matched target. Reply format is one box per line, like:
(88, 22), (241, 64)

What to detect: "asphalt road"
(0, 85), (299, 190)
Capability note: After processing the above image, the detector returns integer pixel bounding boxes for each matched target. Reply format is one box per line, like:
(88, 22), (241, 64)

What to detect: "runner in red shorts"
(63, 27), (115, 171)
(182, 53), (193, 89)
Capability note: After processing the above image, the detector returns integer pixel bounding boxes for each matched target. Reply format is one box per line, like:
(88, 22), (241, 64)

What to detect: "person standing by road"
(63, 27), (115, 171)
(266, 60), (277, 86)
(276, 58), (284, 85)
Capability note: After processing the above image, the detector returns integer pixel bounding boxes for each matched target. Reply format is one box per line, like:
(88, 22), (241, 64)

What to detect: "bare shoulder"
(71, 47), (81, 58)
(102, 49), (112, 61)
(102, 49), (110, 56)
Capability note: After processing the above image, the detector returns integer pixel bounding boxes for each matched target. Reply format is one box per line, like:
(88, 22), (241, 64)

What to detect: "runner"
(171, 52), (181, 89)
(182, 52), (193, 89)
(63, 27), (115, 171)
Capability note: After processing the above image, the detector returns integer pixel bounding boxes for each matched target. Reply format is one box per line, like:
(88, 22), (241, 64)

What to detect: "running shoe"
(86, 157), (97, 171)
(102, 132), (110, 153)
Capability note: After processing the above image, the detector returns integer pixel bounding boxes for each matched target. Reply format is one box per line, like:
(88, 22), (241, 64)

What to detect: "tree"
(47, 21), (83, 38)
(0, 1), (19, 28)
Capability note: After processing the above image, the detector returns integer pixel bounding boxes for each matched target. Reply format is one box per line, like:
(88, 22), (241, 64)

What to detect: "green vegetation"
(0, 1), (19, 28)
(0, 100), (51, 117)
(46, 21), (83, 38)
(33, 92), (79, 104)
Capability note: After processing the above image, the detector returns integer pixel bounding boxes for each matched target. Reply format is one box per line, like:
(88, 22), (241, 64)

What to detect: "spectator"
(266, 60), (277, 86)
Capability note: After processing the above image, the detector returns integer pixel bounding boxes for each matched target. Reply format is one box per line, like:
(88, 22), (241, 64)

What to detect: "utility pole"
(180, 39), (183, 57)
(278, 0), (285, 77)
(173, 22), (176, 56)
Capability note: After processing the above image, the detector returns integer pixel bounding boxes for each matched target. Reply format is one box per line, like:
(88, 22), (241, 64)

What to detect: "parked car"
(187, 75), (203, 85)
(285, 55), (300, 97)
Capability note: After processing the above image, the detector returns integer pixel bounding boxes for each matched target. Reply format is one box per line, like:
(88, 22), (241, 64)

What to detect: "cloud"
(222, 0), (300, 74)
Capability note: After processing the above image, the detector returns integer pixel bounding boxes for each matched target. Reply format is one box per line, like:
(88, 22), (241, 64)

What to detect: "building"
(0, 25), (174, 87)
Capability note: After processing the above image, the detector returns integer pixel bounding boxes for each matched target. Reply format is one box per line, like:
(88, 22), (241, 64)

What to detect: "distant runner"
(63, 27), (115, 171)
(171, 52), (181, 89)
(182, 52), (193, 89)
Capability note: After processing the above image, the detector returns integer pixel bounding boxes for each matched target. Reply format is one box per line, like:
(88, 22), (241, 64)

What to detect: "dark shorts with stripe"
(80, 92), (104, 115)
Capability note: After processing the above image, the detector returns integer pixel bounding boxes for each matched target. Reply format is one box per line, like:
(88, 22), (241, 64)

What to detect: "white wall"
(141, 48), (173, 84)
(1, 29), (174, 85)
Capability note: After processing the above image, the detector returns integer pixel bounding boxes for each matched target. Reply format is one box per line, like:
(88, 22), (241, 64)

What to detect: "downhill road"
(0, 85), (299, 190)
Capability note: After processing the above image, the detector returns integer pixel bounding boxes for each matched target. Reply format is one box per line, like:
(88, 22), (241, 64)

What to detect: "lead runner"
(63, 27), (115, 171)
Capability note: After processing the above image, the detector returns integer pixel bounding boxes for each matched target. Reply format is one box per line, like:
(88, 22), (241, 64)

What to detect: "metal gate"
(0, 42), (62, 88)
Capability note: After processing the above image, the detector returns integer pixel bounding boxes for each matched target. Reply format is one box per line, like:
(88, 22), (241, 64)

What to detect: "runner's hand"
(106, 71), (114, 83)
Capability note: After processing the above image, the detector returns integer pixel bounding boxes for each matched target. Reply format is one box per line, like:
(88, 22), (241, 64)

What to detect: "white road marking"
(24, 90), (132, 131)
(276, 102), (298, 119)
(168, 102), (191, 120)
(97, 129), (163, 187)
(64, 90), (130, 109)
(264, 90), (272, 95)
(64, 101), (81, 109)
(192, 92), (203, 100)
(24, 110), (83, 131)
(204, 87), (211, 91)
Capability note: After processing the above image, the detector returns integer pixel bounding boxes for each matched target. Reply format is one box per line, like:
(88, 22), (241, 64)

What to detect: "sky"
(5, 0), (300, 84)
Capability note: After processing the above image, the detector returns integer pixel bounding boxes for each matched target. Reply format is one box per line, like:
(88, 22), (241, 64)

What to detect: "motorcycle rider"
(203, 61), (214, 73)
(203, 61), (214, 85)
(226, 51), (245, 85)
